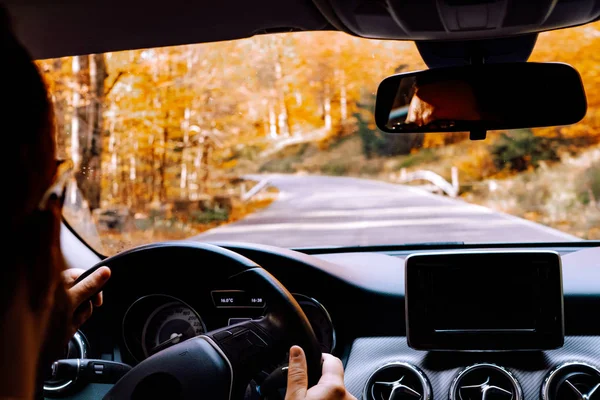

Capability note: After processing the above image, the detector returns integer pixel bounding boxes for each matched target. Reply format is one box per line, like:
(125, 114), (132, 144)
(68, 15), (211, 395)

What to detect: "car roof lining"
(4, 0), (600, 60)
(4, 0), (332, 59)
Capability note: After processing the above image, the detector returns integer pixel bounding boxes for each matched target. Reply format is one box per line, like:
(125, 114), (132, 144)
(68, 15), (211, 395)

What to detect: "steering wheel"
(76, 242), (322, 400)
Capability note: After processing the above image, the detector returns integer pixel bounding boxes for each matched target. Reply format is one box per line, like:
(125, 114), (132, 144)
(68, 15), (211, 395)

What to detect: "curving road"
(194, 175), (579, 248)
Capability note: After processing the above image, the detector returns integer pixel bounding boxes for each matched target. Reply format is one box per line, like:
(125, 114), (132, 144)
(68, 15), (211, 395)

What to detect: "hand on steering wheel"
(286, 346), (356, 400)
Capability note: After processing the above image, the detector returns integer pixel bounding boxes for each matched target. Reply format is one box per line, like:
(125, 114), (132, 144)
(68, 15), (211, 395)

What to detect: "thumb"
(285, 346), (308, 400)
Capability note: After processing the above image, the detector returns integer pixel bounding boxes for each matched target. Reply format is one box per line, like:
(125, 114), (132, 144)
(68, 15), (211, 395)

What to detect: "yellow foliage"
(531, 21), (600, 140)
(38, 24), (600, 213)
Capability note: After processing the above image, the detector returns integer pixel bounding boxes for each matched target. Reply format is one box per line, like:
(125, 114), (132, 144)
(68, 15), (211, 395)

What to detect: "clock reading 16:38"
(211, 290), (266, 308)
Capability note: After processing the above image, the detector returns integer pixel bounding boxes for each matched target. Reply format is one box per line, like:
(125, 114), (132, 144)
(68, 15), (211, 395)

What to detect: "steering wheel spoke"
(208, 318), (278, 370)
(206, 317), (284, 392)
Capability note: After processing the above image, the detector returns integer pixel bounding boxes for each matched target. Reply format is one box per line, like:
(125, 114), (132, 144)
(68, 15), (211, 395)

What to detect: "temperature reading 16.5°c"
(211, 291), (266, 308)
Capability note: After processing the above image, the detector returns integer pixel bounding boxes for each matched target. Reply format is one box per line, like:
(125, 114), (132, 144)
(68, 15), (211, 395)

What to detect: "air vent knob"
(542, 362), (600, 400)
(364, 362), (431, 400)
(459, 377), (514, 400)
(450, 363), (522, 400)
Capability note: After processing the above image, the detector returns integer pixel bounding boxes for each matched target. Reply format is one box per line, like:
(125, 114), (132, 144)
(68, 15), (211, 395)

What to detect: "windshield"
(39, 27), (600, 256)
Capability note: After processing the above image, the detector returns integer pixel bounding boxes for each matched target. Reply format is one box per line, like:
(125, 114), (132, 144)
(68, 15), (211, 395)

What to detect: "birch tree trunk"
(323, 83), (332, 131)
(339, 70), (347, 122)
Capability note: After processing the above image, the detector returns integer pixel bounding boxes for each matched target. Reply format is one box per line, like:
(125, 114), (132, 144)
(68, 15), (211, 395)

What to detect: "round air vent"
(43, 331), (88, 394)
(450, 363), (522, 400)
(541, 361), (600, 400)
(363, 362), (431, 400)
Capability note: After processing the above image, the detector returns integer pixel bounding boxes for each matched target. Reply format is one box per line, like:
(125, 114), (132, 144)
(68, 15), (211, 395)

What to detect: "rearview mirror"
(375, 63), (587, 139)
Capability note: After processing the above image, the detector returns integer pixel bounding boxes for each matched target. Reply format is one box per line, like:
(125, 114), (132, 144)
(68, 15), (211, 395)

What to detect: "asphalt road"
(195, 174), (579, 248)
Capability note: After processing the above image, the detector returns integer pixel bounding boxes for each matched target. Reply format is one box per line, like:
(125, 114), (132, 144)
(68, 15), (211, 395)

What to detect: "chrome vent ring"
(363, 362), (431, 400)
(542, 361), (600, 400)
(450, 363), (522, 400)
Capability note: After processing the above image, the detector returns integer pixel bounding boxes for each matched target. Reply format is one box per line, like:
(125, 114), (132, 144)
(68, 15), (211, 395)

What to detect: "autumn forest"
(38, 23), (600, 254)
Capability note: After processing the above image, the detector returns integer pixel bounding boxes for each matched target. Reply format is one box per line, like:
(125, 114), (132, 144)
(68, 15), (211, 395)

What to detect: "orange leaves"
(38, 27), (600, 215)
(530, 21), (600, 141)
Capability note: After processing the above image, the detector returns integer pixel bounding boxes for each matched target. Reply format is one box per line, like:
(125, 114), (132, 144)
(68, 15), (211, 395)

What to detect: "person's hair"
(1, 6), (57, 315)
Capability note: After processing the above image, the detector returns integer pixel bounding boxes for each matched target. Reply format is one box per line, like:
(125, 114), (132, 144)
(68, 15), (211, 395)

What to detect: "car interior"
(5, 0), (600, 399)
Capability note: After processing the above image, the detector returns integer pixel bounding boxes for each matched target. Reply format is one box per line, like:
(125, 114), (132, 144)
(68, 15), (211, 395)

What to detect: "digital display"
(211, 290), (266, 308)
(405, 251), (564, 351)
(429, 265), (539, 331)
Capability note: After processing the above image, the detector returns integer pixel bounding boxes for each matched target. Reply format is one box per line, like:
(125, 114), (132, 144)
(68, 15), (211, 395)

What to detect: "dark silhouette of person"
(0, 7), (356, 400)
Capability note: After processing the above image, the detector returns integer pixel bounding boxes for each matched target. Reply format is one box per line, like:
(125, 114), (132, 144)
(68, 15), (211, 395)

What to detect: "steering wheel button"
(228, 326), (247, 335)
(246, 331), (267, 348)
(213, 331), (233, 341)
(228, 318), (252, 325)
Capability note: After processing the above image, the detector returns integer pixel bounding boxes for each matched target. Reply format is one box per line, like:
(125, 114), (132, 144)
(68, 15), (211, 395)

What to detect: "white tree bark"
(340, 70), (347, 121)
(324, 83), (332, 131)
(269, 102), (278, 138)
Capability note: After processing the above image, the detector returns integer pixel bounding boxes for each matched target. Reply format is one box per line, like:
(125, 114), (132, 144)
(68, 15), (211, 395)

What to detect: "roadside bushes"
(578, 161), (600, 205)
(321, 160), (350, 176)
(259, 158), (296, 173)
(489, 129), (560, 172)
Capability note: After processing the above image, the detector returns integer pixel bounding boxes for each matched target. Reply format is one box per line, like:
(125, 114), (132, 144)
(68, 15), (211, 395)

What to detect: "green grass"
(258, 158), (297, 173)
(321, 160), (350, 176)
(360, 162), (384, 175)
(394, 148), (440, 169)
(191, 209), (229, 224)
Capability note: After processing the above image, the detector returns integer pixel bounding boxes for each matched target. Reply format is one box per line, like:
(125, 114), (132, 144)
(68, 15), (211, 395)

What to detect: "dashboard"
(51, 230), (600, 400)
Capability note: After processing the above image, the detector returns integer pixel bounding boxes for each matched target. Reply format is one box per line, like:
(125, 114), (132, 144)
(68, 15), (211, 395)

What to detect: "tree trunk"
(51, 59), (68, 158)
(323, 83), (332, 131)
(158, 62), (173, 203)
(78, 54), (107, 210)
(160, 123), (169, 203)
(268, 102), (278, 138)
(149, 134), (156, 203)
(278, 93), (290, 137)
(275, 50), (291, 137)
(70, 56), (85, 168)
(339, 70), (347, 121)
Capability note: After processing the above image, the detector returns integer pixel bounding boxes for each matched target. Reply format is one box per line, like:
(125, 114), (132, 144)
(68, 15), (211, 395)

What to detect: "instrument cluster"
(121, 291), (336, 362)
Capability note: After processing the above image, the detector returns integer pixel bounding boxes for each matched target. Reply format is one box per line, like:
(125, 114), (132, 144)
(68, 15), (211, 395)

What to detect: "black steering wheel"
(76, 242), (322, 399)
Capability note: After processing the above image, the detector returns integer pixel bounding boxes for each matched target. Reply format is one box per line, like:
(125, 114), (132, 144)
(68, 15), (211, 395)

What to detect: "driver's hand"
(285, 346), (357, 400)
(62, 267), (111, 337)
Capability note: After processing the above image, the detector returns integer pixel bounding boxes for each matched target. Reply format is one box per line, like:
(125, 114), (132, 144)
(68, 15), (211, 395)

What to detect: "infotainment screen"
(405, 251), (563, 351)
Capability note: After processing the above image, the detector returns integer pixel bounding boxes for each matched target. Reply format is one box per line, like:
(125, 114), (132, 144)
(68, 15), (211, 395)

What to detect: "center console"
(348, 251), (600, 400)
(345, 336), (600, 400)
